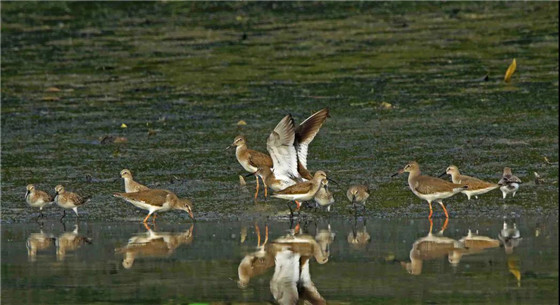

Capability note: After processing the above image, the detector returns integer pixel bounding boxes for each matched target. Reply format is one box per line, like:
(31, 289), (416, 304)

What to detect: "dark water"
(1, 216), (557, 304)
(1, 2), (558, 304)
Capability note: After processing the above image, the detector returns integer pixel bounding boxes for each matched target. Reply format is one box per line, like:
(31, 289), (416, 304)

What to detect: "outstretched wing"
(295, 108), (329, 170)
(267, 114), (300, 181)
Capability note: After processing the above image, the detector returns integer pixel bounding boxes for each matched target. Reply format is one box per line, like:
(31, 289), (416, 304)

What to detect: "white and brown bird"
(314, 181), (335, 212)
(392, 162), (468, 218)
(120, 169), (149, 193)
(272, 171), (328, 216)
(25, 184), (54, 218)
(346, 184), (370, 210)
(230, 108), (330, 200)
(113, 189), (194, 223)
(54, 185), (89, 220)
(440, 165), (499, 200)
(498, 167), (522, 199)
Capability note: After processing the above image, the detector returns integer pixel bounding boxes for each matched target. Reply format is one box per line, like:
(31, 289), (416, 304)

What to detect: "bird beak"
(391, 169), (404, 177)
(226, 144), (235, 150)
(25, 190), (30, 198)
(327, 178), (340, 186)
(438, 172), (447, 178)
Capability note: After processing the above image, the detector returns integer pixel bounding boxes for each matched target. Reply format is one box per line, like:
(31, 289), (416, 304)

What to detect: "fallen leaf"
(45, 87), (61, 92)
(504, 58), (516, 83)
(147, 129), (157, 137)
(121, 123), (127, 128)
(41, 96), (60, 101)
(380, 102), (393, 109)
(544, 156), (551, 164)
(237, 120), (247, 126)
(113, 137), (128, 144)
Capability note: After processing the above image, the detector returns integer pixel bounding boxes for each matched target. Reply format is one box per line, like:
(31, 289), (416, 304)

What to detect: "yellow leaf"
(504, 58), (517, 83)
(380, 102), (393, 109)
(237, 120), (247, 126)
(121, 123), (127, 128)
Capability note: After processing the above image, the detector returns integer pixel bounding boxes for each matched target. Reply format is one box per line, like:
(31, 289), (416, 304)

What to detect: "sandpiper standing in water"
(25, 184), (54, 218)
(54, 185), (89, 220)
(392, 162), (467, 218)
(114, 189), (194, 223)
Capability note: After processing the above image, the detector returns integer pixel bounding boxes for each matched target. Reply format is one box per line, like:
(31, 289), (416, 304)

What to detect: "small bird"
(498, 167), (522, 199)
(25, 184), (54, 218)
(272, 171), (328, 216)
(392, 161), (467, 218)
(346, 184), (370, 211)
(120, 169), (149, 193)
(113, 189), (194, 223)
(54, 185), (89, 220)
(314, 181), (335, 212)
(228, 135), (273, 200)
(440, 165), (499, 200)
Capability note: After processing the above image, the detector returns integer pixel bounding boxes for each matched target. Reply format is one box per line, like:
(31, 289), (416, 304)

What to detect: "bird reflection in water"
(401, 218), (462, 275)
(238, 222), (330, 305)
(26, 227), (55, 262)
(448, 229), (500, 265)
(115, 223), (194, 269)
(56, 224), (92, 261)
(498, 220), (522, 286)
(347, 218), (371, 250)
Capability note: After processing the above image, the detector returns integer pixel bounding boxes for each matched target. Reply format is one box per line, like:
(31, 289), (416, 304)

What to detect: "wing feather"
(267, 114), (300, 181)
(295, 108), (329, 170)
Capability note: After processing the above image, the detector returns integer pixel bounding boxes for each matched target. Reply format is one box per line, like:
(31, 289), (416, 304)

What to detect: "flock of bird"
(24, 107), (522, 222)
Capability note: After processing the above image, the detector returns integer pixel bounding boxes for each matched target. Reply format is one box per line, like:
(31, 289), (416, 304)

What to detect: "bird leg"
(152, 213), (157, 224)
(428, 217), (434, 233)
(295, 201), (302, 211)
(254, 176), (260, 201)
(287, 202), (294, 218)
(437, 200), (449, 218)
(264, 225), (268, 245)
(143, 213), (153, 223)
(60, 210), (66, 222)
(428, 201), (433, 219)
(441, 218), (449, 233)
(255, 223), (261, 247)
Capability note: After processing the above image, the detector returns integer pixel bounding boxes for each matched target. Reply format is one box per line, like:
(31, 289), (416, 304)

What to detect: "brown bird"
(25, 184), (54, 218)
(392, 162), (467, 218)
(113, 189), (194, 223)
(54, 185), (89, 220)
(272, 171), (328, 216)
(230, 108), (330, 199)
(120, 169), (149, 193)
(498, 167), (522, 199)
(346, 184), (370, 210)
(440, 165), (499, 200)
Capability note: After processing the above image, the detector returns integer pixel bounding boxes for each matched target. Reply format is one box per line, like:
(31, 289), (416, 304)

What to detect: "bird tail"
(453, 185), (468, 193)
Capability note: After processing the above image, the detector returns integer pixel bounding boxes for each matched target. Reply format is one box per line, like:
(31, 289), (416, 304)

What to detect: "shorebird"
(120, 169), (149, 193)
(440, 165), (499, 200)
(346, 184), (370, 211)
(314, 181), (335, 211)
(25, 184), (54, 218)
(272, 171), (328, 216)
(229, 135), (273, 200)
(113, 189), (194, 223)
(392, 162), (468, 218)
(54, 185), (89, 220)
(498, 167), (522, 199)
(230, 108), (330, 200)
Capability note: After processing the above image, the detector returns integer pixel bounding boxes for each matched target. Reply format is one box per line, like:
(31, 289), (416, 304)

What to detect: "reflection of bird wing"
(415, 176), (466, 194)
(298, 257), (326, 304)
(270, 249), (300, 305)
(294, 108), (329, 171)
(267, 114), (300, 181)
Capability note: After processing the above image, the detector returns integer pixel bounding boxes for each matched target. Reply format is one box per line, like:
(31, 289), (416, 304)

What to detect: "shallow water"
(1, 2), (558, 304)
(1, 216), (558, 304)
